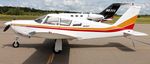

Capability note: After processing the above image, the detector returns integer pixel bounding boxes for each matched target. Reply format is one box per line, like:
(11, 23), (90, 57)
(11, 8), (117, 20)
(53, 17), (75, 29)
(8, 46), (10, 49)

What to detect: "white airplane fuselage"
(10, 19), (125, 40)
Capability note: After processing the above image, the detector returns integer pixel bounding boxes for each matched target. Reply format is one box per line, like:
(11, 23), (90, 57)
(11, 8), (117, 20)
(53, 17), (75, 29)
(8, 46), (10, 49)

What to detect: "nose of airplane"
(4, 21), (12, 26)
(3, 21), (12, 32)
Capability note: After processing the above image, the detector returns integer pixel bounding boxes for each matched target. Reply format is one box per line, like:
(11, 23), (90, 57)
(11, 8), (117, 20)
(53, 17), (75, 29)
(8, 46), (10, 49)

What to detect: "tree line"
(0, 6), (77, 15)
(1, 6), (150, 17)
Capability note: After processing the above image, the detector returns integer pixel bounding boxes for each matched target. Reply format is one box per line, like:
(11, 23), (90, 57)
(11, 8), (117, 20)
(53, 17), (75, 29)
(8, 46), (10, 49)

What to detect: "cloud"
(0, 4), (3, 6)
(63, 0), (80, 5)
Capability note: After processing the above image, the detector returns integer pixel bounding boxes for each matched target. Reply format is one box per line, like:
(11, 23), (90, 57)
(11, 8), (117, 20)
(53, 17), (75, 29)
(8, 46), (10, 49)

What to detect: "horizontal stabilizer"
(124, 30), (148, 36)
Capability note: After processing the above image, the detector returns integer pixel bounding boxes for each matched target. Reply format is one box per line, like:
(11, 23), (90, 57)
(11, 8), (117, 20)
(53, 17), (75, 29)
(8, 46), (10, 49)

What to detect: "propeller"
(3, 25), (11, 32)
(3, 22), (12, 32)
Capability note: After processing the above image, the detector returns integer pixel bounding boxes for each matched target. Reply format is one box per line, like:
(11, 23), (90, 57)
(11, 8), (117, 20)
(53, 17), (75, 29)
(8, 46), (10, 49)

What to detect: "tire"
(53, 49), (62, 54)
(12, 41), (20, 48)
(52, 45), (62, 54)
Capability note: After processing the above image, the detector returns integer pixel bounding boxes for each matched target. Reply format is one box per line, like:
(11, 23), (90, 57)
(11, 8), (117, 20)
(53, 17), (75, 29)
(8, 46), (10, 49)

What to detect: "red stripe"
(25, 24), (134, 32)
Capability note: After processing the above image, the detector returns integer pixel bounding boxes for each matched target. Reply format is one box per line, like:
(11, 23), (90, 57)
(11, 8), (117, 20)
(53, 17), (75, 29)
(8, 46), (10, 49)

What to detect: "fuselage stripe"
(13, 23), (134, 32)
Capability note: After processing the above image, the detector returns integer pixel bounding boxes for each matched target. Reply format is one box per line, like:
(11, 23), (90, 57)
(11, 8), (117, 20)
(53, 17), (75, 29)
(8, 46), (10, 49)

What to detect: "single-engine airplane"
(3, 5), (148, 54)
(50, 3), (128, 22)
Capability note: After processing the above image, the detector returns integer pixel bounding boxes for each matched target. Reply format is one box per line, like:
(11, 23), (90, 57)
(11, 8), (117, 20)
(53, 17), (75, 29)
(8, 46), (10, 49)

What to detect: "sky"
(0, 0), (150, 15)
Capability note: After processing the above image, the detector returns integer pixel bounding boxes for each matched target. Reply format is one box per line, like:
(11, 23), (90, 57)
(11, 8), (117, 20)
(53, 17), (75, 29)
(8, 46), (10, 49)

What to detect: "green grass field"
(0, 15), (150, 24)
(0, 15), (39, 21)
(105, 16), (150, 24)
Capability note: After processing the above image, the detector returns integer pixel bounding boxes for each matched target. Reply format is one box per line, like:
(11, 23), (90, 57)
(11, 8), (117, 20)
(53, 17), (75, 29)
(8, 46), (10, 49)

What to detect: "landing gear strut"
(12, 37), (20, 48)
(53, 39), (63, 54)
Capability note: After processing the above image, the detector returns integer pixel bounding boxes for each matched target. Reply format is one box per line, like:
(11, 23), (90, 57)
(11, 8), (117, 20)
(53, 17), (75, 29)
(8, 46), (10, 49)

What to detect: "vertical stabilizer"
(113, 6), (141, 29)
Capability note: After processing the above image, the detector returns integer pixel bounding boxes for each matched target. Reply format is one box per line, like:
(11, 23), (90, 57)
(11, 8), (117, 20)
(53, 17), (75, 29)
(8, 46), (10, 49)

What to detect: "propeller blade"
(3, 25), (11, 32)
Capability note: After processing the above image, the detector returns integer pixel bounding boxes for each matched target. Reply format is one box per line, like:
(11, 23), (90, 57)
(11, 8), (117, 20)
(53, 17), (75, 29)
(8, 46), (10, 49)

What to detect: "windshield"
(35, 15), (46, 23)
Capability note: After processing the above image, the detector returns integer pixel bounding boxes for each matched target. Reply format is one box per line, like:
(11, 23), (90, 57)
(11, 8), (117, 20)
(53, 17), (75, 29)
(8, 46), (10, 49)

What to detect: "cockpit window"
(35, 15), (46, 23)
(44, 16), (59, 25)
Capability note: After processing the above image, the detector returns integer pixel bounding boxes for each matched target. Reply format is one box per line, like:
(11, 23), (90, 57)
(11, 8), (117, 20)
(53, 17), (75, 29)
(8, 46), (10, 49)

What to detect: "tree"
(5, 8), (24, 15)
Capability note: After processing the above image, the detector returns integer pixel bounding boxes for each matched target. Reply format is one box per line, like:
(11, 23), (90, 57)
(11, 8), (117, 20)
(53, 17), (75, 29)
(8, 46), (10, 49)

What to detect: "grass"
(105, 16), (150, 24)
(0, 15), (39, 21)
(0, 15), (150, 24)
(136, 17), (150, 24)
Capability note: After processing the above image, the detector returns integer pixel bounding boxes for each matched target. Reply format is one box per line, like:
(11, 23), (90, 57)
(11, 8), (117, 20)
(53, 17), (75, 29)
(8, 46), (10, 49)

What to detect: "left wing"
(28, 30), (78, 39)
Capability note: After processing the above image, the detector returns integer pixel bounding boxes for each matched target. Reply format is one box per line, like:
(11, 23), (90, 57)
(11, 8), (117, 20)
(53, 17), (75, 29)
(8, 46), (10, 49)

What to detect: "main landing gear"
(12, 37), (20, 48)
(53, 39), (63, 54)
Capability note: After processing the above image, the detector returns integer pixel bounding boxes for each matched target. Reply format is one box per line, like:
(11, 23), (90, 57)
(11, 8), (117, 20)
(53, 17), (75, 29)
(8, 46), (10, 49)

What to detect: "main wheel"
(52, 39), (63, 54)
(52, 45), (62, 54)
(53, 49), (62, 54)
(12, 41), (20, 48)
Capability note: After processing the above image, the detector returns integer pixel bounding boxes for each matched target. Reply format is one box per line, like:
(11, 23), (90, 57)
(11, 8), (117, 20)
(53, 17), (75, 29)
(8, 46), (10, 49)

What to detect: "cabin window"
(44, 16), (59, 25)
(73, 23), (82, 26)
(80, 15), (83, 17)
(71, 15), (73, 17)
(60, 18), (72, 26)
(75, 15), (78, 17)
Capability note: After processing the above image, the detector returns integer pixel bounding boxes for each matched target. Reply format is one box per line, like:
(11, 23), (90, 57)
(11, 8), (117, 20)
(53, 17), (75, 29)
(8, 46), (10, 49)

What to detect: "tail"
(113, 5), (141, 29)
(100, 3), (125, 19)
(113, 6), (148, 36)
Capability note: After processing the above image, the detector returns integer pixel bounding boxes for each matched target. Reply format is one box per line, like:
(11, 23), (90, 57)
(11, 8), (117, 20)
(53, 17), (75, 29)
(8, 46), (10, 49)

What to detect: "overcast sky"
(0, 0), (150, 15)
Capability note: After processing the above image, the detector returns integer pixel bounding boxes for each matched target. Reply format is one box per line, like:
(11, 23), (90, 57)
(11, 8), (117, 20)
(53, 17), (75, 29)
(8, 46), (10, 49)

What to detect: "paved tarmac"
(0, 21), (150, 64)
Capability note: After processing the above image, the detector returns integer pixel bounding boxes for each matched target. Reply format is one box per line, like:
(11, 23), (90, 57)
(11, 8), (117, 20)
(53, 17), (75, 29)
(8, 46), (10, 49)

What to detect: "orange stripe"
(117, 16), (137, 27)
(23, 24), (134, 32)
(13, 24), (120, 31)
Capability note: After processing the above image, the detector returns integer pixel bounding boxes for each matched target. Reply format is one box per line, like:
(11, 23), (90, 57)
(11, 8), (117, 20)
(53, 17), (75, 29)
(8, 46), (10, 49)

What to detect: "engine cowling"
(87, 14), (104, 21)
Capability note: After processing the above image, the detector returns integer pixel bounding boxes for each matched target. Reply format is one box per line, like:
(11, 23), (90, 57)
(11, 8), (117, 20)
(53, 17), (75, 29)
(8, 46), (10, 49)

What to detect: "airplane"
(48, 3), (128, 22)
(3, 5), (148, 54)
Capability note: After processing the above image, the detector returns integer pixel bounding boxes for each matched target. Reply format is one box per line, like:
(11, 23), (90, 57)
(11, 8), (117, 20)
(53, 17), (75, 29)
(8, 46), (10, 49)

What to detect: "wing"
(28, 30), (78, 39)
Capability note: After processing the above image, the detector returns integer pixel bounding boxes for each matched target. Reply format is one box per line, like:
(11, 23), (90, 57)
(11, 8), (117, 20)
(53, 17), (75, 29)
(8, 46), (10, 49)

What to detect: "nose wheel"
(12, 41), (20, 48)
(12, 37), (20, 48)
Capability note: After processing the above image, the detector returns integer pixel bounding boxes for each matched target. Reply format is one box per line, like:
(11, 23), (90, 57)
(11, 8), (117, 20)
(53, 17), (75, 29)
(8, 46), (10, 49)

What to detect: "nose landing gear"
(12, 41), (20, 48)
(12, 37), (20, 48)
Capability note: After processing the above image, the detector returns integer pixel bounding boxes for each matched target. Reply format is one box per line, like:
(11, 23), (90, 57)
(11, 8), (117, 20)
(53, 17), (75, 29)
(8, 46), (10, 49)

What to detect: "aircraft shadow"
(21, 39), (70, 64)
(4, 40), (135, 64)
(3, 39), (70, 64)
(70, 42), (135, 51)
